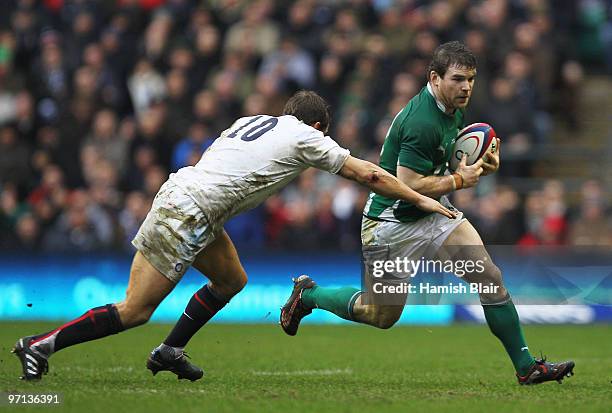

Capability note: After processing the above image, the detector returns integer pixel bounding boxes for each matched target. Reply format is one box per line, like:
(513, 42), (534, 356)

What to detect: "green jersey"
(363, 85), (464, 222)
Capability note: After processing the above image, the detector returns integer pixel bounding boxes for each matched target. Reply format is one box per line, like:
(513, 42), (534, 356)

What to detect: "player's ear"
(430, 71), (440, 87)
(312, 121), (322, 131)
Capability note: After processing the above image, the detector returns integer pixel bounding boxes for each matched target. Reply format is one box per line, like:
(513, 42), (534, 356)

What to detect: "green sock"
(301, 286), (361, 321)
(483, 300), (535, 376)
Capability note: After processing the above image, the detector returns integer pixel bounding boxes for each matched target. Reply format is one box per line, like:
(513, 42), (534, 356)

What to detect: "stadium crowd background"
(0, 0), (611, 253)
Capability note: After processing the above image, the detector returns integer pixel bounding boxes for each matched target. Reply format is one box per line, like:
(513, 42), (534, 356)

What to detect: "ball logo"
(175, 263), (184, 273)
(454, 135), (481, 161)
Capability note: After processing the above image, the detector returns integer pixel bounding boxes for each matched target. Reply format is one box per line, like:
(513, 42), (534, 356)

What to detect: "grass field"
(1, 322), (611, 412)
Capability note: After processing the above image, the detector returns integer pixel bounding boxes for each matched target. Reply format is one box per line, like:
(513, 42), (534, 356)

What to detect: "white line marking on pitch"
(57, 366), (134, 373)
(251, 368), (353, 376)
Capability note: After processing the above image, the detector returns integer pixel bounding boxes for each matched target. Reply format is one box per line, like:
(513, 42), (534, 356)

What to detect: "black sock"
(30, 304), (124, 356)
(164, 285), (227, 348)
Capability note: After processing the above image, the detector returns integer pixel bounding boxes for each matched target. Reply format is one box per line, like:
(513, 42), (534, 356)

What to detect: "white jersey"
(169, 115), (350, 226)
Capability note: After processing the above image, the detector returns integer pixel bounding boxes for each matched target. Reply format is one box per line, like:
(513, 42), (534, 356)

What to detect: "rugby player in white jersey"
(12, 91), (456, 382)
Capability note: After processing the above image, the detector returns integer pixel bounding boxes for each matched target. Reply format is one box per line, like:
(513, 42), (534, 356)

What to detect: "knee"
(116, 301), (155, 328)
(125, 307), (154, 328)
(232, 272), (248, 294)
(487, 265), (503, 285)
(211, 271), (247, 300)
(374, 312), (400, 329)
(368, 306), (401, 329)
(479, 265), (509, 304)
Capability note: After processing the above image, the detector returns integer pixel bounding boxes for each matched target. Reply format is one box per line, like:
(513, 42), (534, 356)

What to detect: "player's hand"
(481, 138), (500, 176)
(415, 196), (458, 219)
(455, 154), (484, 188)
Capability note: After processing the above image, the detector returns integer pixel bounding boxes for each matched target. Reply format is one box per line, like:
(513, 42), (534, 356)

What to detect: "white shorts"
(132, 181), (218, 283)
(361, 196), (466, 281)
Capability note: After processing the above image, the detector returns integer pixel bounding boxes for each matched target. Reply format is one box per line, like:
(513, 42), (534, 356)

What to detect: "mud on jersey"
(169, 115), (350, 226)
(363, 85), (464, 223)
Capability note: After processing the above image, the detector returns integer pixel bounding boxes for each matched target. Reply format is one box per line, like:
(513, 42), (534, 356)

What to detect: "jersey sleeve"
(398, 124), (440, 175)
(295, 130), (350, 174)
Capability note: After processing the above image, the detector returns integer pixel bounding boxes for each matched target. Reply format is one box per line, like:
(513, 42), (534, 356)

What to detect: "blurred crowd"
(1, 0), (611, 253)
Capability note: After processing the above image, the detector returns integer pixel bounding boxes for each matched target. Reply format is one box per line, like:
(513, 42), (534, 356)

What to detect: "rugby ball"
(449, 123), (498, 171)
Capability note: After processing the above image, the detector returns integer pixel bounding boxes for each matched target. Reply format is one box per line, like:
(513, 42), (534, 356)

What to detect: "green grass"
(1, 322), (611, 412)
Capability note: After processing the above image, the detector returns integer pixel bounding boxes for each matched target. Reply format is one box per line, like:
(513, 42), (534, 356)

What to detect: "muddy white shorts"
(361, 196), (466, 282)
(132, 180), (218, 283)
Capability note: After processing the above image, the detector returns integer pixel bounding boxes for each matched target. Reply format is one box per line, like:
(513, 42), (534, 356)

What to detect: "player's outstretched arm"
(397, 154), (484, 198)
(338, 156), (457, 219)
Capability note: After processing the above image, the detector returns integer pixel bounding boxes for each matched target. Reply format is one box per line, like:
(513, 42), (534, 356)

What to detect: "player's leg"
(282, 275), (405, 332)
(440, 220), (574, 384)
(281, 218), (409, 335)
(116, 251), (177, 327)
(13, 251), (174, 380)
(439, 221), (510, 302)
(281, 274), (370, 335)
(147, 230), (247, 380)
(156, 230), (247, 350)
(440, 221), (534, 374)
(350, 295), (405, 329)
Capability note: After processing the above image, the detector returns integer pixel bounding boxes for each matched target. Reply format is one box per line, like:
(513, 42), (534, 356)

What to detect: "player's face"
(436, 65), (476, 110)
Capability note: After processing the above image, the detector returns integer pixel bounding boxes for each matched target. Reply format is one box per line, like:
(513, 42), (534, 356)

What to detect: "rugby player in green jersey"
(281, 41), (575, 385)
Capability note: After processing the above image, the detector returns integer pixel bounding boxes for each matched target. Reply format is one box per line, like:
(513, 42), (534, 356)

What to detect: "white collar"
(427, 82), (451, 114)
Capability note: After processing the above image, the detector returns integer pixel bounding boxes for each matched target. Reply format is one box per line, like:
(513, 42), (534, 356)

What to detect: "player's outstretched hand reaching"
(338, 156), (457, 219)
(415, 196), (457, 219)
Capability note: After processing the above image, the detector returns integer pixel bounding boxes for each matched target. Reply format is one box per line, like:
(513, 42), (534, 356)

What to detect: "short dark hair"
(282, 90), (330, 133)
(428, 41), (476, 80)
